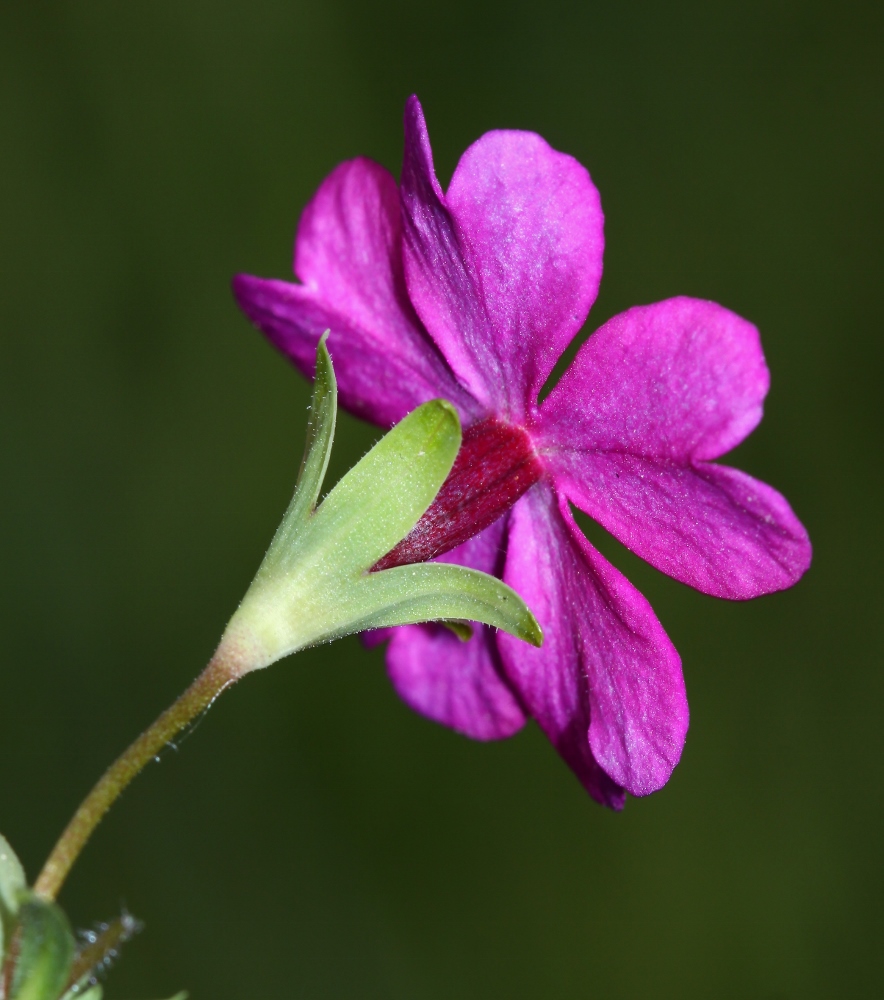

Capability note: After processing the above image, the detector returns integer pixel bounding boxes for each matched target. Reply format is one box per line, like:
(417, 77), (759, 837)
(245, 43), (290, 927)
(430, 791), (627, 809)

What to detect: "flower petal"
(497, 486), (688, 803)
(553, 455), (812, 599)
(540, 297), (811, 597)
(400, 96), (604, 420)
(385, 624), (527, 741)
(233, 157), (477, 428)
(382, 518), (528, 741)
(361, 627), (394, 649)
(541, 297), (769, 462)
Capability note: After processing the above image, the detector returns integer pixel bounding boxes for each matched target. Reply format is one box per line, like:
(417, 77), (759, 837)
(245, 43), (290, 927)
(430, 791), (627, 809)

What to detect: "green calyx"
(220, 333), (542, 672)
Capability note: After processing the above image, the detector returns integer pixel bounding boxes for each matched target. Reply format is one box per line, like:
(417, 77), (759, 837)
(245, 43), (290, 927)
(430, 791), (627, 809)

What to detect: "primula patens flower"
(233, 96), (811, 808)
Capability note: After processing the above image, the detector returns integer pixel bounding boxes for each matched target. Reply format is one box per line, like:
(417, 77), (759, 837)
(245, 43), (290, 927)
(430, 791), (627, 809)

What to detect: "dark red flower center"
(373, 416), (544, 571)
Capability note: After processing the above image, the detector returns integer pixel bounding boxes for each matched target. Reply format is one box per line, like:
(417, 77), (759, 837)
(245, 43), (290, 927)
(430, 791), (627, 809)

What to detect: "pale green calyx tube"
(219, 332), (542, 673)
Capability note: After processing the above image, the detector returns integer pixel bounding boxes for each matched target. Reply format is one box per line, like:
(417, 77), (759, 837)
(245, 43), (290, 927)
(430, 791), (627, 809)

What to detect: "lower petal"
(498, 486), (688, 802)
(386, 623), (526, 740)
(373, 518), (527, 741)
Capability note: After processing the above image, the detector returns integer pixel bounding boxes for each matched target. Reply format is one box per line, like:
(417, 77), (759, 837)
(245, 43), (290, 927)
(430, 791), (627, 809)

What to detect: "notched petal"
(233, 155), (476, 428)
(541, 297), (769, 462)
(554, 455), (812, 599)
(401, 95), (604, 419)
(497, 487), (688, 802)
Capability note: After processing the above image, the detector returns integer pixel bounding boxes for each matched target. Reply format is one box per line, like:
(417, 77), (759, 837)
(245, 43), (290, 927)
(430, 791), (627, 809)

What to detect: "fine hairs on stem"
(34, 654), (240, 901)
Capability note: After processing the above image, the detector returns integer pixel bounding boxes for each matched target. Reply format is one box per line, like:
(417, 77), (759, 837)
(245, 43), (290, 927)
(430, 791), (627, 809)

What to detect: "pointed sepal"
(218, 338), (543, 673)
(261, 331), (337, 568)
(336, 563), (543, 646)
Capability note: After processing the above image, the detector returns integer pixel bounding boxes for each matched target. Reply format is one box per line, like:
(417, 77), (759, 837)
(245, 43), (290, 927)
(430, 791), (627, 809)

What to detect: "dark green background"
(1, 2), (880, 997)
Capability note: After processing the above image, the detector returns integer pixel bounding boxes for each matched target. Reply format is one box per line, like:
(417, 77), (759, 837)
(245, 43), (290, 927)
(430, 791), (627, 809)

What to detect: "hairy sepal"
(221, 338), (542, 669)
(259, 331), (336, 569)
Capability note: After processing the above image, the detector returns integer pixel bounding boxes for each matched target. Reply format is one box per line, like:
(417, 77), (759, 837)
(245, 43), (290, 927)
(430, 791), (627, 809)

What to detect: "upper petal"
(539, 297), (811, 597)
(497, 485), (688, 803)
(400, 96), (604, 421)
(380, 518), (528, 741)
(233, 157), (477, 428)
(540, 297), (769, 461)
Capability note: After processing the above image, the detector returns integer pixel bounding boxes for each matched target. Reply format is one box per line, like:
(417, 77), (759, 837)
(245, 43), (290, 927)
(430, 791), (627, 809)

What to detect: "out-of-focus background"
(1, 3), (881, 997)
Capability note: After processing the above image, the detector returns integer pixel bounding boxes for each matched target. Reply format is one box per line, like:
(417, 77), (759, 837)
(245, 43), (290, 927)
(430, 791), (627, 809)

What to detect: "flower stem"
(34, 652), (241, 901)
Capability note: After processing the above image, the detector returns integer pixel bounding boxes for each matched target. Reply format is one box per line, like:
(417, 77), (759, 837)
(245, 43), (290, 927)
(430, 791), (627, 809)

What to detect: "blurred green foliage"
(0, 2), (881, 997)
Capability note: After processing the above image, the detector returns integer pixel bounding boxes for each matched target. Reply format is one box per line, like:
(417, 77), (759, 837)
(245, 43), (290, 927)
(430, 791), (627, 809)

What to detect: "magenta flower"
(233, 97), (811, 808)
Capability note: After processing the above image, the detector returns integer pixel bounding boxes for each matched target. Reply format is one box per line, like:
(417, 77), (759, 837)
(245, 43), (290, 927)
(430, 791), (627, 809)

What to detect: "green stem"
(34, 652), (240, 901)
